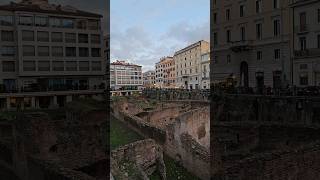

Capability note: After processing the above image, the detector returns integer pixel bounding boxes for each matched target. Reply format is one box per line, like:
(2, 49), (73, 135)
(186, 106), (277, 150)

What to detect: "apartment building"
(174, 40), (209, 89)
(0, 0), (105, 109)
(291, 0), (320, 86)
(110, 60), (142, 90)
(143, 70), (156, 88)
(201, 52), (210, 89)
(155, 56), (175, 88)
(211, 0), (291, 89)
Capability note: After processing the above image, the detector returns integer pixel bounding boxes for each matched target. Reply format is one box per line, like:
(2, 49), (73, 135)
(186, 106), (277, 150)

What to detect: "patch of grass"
(110, 116), (143, 150)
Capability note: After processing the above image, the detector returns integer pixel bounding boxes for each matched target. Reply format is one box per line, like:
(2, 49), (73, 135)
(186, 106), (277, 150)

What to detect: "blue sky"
(111, 0), (209, 71)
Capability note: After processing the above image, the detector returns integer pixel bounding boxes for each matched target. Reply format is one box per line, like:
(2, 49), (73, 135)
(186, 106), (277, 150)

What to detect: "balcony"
(295, 25), (309, 33)
(294, 48), (320, 58)
(229, 40), (253, 53)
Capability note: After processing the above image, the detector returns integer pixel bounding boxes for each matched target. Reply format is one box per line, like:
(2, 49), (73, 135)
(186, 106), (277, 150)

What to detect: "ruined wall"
(211, 94), (320, 179)
(111, 139), (166, 180)
(165, 106), (210, 180)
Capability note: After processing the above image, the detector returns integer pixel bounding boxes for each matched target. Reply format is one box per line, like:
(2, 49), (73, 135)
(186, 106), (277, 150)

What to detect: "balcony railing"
(295, 25), (308, 33)
(294, 48), (320, 57)
(230, 40), (253, 53)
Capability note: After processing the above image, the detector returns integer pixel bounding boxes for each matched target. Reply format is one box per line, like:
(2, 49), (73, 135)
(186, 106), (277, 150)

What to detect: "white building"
(201, 52), (210, 89)
(110, 60), (142, 90)
(0, 0), (105, 109)
(174, 40), (210, 90)
(291, 0), (320, 86)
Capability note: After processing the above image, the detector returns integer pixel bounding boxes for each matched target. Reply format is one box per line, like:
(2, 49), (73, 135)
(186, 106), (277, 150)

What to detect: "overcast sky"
(0, 0), (109, 34)
(111, 0), (209, 72)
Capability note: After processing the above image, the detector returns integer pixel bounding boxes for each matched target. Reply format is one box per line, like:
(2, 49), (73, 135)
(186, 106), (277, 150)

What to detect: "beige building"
(174, 40), (209, 89)
(201, 52), (210, 89)
(143, 70), (156, 88)
(211, 0), (291, 89)
(110, 60), (142, 90)
(0, 0), (105, 109)
(155, 56), (175, 88)
(291, 0), (320, 86)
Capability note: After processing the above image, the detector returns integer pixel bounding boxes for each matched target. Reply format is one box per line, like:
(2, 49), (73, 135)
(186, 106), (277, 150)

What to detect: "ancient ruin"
(0, 99), (107, 180)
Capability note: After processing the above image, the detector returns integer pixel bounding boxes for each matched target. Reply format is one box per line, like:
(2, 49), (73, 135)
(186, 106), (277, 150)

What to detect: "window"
(256, 0), (262, 13)
(65, 33), (76, 43)
(1, 46), (15, 56)
(318, 9), (320, 23)
(19, 16), (33, 26)
(0, 16), (13, 26)
(37, 31), (49, 42)
(227, 55), (231, 64)
(23, 46), (35, 56)
(53, 61), (64, 71)
(214, 56), (218, 64)
(66, 47), (76, 57)
(2, 61), (15, 72)
(213, 13), (217, 24)
(79, 47), (89, 57)
(240, 5), (245, 17)
(92, 61), (102, 71)
(66, 61), (77, 71)
(38, 46), (49, 56)
(52, 46), (63, 57)
(256, 23), (262, 39)
(91, 48), (101, 57)
(273, 0), (279, 9)
(299, 37), (307, 50)
(226, 30), (231, 42)
(274, 49), (280, 60)
(91, 34), (101, 44)
(78, 34), (88, 43)
(79, 61), (89, 71)
(273, 20), (280, 37)
(77, 19), (87, 29)
(300, 74), (308, 86)
(51, 32), (63, 42)
(35, 16), (48, 27)
(50, 17), (62, 27)
(22, 30), (34, 41)
(257, 51), (262, 60)
(213, 32), (218, 46)
(299, 12), (306, 31)
(62, 19), (74, 28)
(240, 27), (246, 41)
(23, 61), (36, 71)
(38, 61), (50, 71)
(88, 20), (99, 30)
(226, 9), (230, 21)
(318, 35), (320, 48)
(1, 31), (14, 41)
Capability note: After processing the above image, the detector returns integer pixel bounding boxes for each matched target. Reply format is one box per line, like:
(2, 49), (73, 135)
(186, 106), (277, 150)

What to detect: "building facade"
(201, 52), (210, 89)
(155, 56), (175, 88)
(0, 0), (105, 109)
(211, 0), (291, 89)
(174, 40), (209, 89)
(143, 70), (156, 88)
(110, 60), (142, 90)
(291, 0), (320, 86)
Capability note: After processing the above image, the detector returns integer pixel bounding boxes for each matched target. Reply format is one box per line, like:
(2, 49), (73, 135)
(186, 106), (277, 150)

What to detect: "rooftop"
(0, 0), (102, 18)
(111, 60), (142, 67)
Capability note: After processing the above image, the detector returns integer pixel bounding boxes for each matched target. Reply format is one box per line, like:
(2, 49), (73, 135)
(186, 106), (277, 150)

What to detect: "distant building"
(143, 70), (156, 88)
(110, 60), (143, 90)
(291, 0), (320, 86)
(155, 57), (175, 88)
(0, 0), (105, 110)
(201, 52), (210, 89)
(174, 40), (209, 89)
(211, 0), (291, 89)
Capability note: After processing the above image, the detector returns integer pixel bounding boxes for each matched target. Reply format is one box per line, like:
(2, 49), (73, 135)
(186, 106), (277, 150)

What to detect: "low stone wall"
(112, 110), (167, 144)
(111, 139), (166, 180)
(143, 89), (210, 101)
